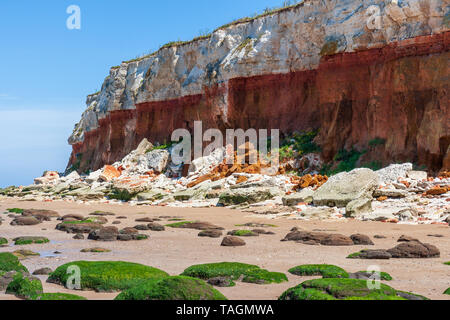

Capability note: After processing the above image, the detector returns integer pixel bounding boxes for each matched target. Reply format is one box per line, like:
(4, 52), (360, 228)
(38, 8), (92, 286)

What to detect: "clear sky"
(0, 0), (293, 188)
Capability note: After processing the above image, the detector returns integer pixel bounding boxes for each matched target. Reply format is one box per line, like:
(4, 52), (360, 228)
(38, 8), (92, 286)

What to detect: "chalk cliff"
(68, 0), (450, 173)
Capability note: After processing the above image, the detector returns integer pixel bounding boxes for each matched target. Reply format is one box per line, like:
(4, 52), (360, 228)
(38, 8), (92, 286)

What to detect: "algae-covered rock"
(6, 273), (43, 299)
(181, 262), (287, 287)
(48, 261), (169, 292)
(115, 276), (227, 300)
(279, 278), (426, 300)
(288, 264), (349, 279)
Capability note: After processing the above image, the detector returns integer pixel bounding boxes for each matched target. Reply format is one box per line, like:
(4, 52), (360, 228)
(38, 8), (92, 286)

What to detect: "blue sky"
(0, 0), (290, 187)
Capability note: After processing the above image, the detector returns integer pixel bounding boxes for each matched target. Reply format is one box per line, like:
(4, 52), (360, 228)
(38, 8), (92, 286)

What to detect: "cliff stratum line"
(68, 0), (450, 173)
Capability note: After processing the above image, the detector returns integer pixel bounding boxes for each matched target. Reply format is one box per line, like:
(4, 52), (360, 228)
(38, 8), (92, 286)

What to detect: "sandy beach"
(0, 199), (448, 300)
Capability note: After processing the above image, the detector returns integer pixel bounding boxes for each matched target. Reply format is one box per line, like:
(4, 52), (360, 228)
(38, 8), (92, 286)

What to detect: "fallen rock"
(398, 235), (419, 242)
(99, 165), (121, 182)
(207, 277), (234, 287)
(146, 149), (170, 173)
(218, 187), (280, 206)
(376, 163), (413, 184)
(351, 234), (374, 246)
(345, 198), (373, 217)
(221, 236), (246, 247)
(134, 224), (150, 231)
(407, 171), (428, 181)
(119, 227), (139, 235)
(34, 171), (60, 185)
(313, 169), (379, 207)
(60, 214), (85, 221)
(282, 188), (315, 206)
(168, 221), (224, 231)
(373, 189), (408, 198)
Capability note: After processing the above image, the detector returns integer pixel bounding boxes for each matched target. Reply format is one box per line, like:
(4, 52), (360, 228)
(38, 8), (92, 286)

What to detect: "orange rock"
(377, 196), (388, 202)
(426, 186), (449, 196)
(99, 165), (121, 181)
(236, 176), (249, 184)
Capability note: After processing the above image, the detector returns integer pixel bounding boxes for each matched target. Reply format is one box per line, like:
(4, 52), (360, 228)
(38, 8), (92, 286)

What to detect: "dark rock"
(22, 209), (59, 221)
(348, 249), (392, 260)
(117, 234), (133, 241)
(88, 226), (119, 241)
(112, 221), (121, 225)
(387, 241), (440, 258)
(134, 224), (150, 231)
(89, 211), (115, 216)
(398, 235), (419, 242)
(120, 227), (139, 235)
(56, 222), (103, 234)
(282, 231), (354, 246)
(174, 221), (224, 231)
(221, 236), (246, 247)
(117, 216), (127, 219)
(59, 214), (85, 221)
(207, 277), (233, 287)
(374, 235), (387, 239)
(32, 268), (52, 275)
(11, 216), (41, 226)
(147, 223), (165, 231)
(351, 234), (374, 245)
(427, 234), (444, 238)
(135, 217), (155, 223)
(252, 229), (275, 235)
(198, 230), (222, 238)
(73, 233), (84, 240)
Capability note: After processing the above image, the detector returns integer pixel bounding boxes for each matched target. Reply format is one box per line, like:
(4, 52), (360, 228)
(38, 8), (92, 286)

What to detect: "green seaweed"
(0, 252), (28, 273)
(6, 273), (43, 299)
(115, 276), (227, 300)
(289, 264), (349, 279)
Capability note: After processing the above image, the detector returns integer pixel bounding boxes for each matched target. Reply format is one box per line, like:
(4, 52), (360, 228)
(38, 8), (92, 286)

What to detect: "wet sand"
(0, 199), (449, 300)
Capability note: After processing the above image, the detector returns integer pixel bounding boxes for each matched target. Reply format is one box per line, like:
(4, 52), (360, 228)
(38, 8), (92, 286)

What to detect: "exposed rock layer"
(68, 0), (450, 173)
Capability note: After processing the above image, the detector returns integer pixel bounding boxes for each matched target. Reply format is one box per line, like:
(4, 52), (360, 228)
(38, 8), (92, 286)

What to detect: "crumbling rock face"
(68, 0), (449, 173)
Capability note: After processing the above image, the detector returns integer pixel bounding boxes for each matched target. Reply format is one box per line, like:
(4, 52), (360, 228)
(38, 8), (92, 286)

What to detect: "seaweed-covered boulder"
(166, 221), (224, 230)
(279, 278), (427, 300)
(227, 230), (259, 237)
(0, 252), (28, 273)
(115, 276), (227, 300)
(0, 237), (7, 246)
(218, 187), (279, 206)
(47, 261), (169, 292)
(148, 223), (165, 231)
(181, 262), (287, 287)
(288, 264), (349, 279)
(6, 273), (43, 299)
(347, 250), (392, 260)
(13, 236), (50, 245)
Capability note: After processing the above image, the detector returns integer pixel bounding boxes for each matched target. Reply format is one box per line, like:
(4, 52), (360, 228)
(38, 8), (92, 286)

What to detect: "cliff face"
(68, 0), (450, 173)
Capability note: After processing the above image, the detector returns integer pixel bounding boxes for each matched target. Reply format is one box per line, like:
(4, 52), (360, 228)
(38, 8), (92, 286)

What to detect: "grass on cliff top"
(289, 264), (349, 279)
(278, 278), (416, 301)
(32, 293), (87, 300)
(115, 276), (227, 300)
(118, 1), (304, 66)
(0, 252), (28, 273)
(48, 261), (169, 292)
(6, 273), (43, 300)
(181, 262), (287, 287)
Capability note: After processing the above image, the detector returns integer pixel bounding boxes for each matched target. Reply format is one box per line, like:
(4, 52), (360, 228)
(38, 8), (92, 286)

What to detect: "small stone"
(73, 233), (84, 240)
(32, 268), (52, 275)
(351, 234), (374, 245)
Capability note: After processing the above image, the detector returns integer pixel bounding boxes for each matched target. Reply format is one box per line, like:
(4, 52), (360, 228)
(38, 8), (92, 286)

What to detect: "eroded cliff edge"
(68, 0), (450, 173)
